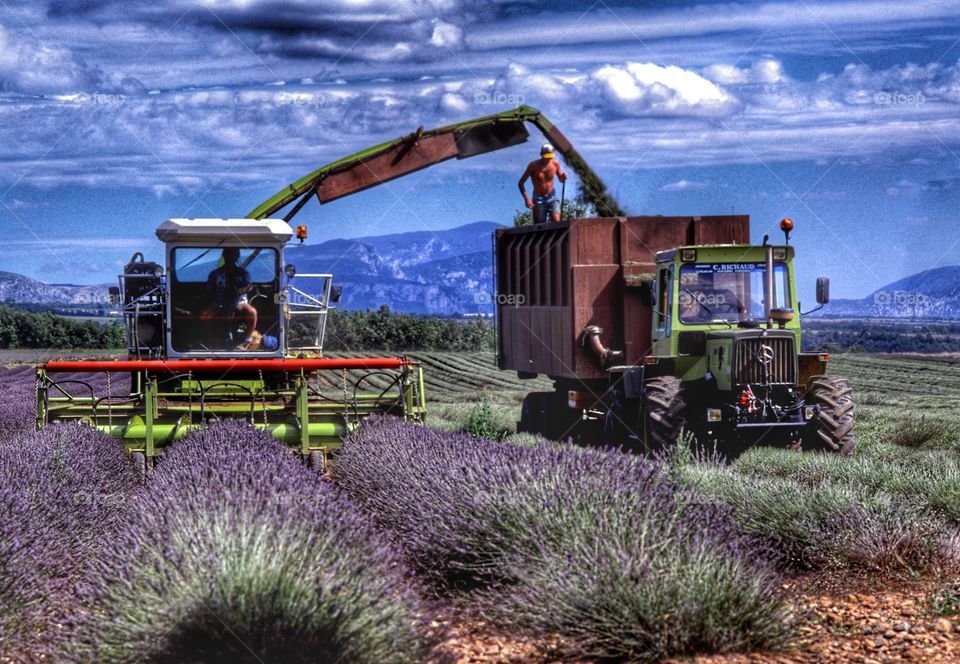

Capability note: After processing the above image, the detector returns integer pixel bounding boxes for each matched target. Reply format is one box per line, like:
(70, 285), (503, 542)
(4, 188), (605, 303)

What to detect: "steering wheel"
(247, 284), (269, 304)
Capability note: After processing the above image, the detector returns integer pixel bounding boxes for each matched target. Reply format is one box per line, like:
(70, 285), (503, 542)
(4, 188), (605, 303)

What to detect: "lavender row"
(0, 423), (140, 658)
(333, 416), (795, 661)
(63, 421), (437, 664)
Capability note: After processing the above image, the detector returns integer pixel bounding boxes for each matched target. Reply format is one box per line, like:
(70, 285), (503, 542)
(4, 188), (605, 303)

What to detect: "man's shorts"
(533, 191), (560, 224)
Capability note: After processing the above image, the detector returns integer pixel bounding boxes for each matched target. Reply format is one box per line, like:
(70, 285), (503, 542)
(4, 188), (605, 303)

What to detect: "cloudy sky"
(1, 0), (959, 303)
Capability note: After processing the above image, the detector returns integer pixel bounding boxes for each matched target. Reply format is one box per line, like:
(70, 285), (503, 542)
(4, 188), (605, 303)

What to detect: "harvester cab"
(37, 218), (425, 475)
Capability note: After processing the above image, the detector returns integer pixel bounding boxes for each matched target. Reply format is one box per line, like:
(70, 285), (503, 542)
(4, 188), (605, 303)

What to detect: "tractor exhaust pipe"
(764, 237), (774, 327)
(583, 325), (623, 366)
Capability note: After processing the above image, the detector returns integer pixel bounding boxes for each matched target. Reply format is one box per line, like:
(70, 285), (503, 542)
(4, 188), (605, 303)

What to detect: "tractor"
(496, 215), (854, 455)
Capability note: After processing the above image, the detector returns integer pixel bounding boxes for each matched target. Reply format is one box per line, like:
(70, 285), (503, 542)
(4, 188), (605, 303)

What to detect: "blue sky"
(0, 1), (959, 305)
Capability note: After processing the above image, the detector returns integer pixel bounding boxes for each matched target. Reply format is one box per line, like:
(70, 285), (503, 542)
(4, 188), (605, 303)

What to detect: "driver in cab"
(679, 272), (745, 323)
(200, 247), (258, 350)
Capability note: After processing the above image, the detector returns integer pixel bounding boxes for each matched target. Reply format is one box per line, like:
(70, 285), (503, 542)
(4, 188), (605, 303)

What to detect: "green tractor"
(497, 215), (854, 455)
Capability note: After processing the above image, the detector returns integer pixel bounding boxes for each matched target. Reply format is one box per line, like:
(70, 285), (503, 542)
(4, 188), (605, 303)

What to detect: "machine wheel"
(642, 376), (687, 451)
(307, 450), (327, 472)
(518, 391), (578, 441)
(130, 451), (148, 480)
(518, 392), (553, 437)
(805, 375), (855, 455)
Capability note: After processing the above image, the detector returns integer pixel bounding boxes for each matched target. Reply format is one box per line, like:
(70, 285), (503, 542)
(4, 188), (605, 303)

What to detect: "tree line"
(0, 307), (125, 349)
(0, 305), (496, 352)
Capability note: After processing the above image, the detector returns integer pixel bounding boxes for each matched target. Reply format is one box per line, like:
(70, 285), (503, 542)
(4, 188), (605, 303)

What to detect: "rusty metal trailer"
(496, 215), (748, 381)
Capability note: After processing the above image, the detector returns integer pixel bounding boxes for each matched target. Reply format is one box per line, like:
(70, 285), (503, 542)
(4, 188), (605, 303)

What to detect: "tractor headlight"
(284, 264), (296, 279)
(153, 265), (163, 277)
(772, 247), (787, 260)
(706, 408), (722, 422)
(804, 406), (816, 420)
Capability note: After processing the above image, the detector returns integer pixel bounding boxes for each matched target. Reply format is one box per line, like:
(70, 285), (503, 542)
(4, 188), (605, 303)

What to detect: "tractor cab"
(113, 218), (339, 360)
(650, 243), (802, 359)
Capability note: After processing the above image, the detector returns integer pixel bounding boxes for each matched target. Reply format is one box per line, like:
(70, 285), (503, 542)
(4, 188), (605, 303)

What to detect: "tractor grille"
(733, 336), (797, 385)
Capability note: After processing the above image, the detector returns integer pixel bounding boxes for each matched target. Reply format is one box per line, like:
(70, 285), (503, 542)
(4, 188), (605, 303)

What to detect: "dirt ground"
(442, 573), (959, 663)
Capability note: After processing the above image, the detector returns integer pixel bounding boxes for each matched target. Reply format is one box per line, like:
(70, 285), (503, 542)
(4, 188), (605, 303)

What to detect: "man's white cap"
(540, 143), (555, 158)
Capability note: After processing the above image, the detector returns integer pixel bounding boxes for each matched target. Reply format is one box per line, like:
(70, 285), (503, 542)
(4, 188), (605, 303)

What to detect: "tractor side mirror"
(329, 285), (343, 305)
(815, 277), (830, 304)
(108, 286), (120, 305)
(638, 280), (655, 307)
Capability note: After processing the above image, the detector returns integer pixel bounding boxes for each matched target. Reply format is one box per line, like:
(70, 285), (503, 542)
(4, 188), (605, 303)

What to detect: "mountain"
(815, 266), (960, 319)
(0, 271), (110, 307)
(0, 222), (503, 315)
(288, 221), (501, 313)
(5, 232), (960, 318)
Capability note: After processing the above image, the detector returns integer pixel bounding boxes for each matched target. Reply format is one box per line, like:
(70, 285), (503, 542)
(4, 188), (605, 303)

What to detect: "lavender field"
(1, 352), (959, 662)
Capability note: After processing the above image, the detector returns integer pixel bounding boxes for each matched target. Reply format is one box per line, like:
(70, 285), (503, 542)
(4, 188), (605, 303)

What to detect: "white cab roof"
(156, 218), (293, 243)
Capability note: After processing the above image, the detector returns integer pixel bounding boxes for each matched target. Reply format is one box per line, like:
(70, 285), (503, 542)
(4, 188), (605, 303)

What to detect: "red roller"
(40, 357), (410, 373)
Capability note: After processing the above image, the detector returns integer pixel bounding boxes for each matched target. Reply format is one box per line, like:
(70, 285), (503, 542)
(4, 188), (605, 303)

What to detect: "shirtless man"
(518, 143), (568, 224)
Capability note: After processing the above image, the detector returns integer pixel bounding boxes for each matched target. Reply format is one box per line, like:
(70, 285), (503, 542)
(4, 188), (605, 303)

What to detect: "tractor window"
(656, 267), (671, 331)
(678, 262), (791, 324)
(169, 247), (280, 353)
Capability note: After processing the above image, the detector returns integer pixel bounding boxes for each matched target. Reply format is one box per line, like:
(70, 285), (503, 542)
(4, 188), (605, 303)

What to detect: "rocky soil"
(442, 573), (960, 663)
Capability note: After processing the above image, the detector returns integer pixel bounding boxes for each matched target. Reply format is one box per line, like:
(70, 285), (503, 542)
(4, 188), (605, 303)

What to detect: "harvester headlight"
(284, 264), (297, 279)
(804, 406), (816, 420)
(153, 265), (164, 277)
(681, 249), (697, 262)
(772, 247), (787, 260)
(706, 408), (722, 422)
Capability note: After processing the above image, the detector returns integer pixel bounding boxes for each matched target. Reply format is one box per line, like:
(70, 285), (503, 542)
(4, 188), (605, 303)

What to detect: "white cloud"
(430, 19), (463, 48)
(703, 60), (788, 85)
(592, 62), (736, 116)
(660, 179), (708, 191)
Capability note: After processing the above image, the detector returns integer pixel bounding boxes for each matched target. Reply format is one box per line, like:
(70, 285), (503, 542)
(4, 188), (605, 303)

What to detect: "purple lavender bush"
(0, 369), (37, 442)
(66, 421), (436, 664)
(0, 422), (139, 657)
(333, 416), (794, 660)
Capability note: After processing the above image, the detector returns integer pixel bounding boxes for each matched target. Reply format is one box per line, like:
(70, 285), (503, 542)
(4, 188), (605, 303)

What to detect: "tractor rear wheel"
(642, 376), (687, 451)
(805, 375), (855, 455)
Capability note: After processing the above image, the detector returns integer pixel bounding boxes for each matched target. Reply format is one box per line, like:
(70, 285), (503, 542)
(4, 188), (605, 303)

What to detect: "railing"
(285, 273), (336, 352)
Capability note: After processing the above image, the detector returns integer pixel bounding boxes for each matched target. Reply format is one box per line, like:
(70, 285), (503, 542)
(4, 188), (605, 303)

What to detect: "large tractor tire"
(805, 375), (855, 455)
(642, 376), (687, 451)
(519, 391), (580, 442)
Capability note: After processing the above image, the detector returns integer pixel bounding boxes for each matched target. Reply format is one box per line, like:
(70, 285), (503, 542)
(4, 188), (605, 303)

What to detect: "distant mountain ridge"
(287, 221), (500, 313)
(4, 225), (960, 318)
(814, 266), (960, 319)
(0, 271), (110, 306)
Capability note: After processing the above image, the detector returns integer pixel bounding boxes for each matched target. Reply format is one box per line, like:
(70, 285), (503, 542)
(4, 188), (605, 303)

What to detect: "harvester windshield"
(170, 246), (281, 352)
(678, 262), (791, 324)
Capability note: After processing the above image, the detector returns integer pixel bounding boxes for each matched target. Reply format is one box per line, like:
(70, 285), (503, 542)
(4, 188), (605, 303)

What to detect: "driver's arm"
(237, 269), (253, 294)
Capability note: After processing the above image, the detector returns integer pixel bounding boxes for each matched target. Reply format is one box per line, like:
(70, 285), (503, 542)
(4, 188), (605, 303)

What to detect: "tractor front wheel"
(642, 376), (687, 451)
(805, 375), (855, 455)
